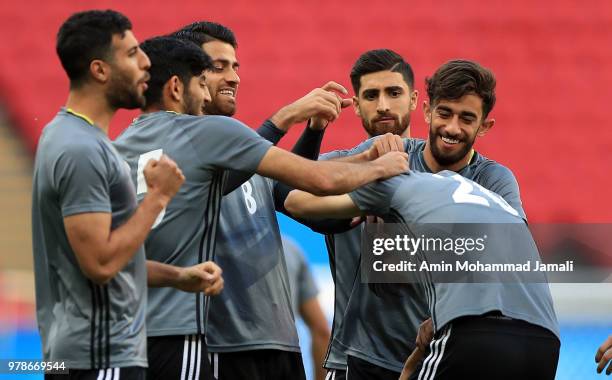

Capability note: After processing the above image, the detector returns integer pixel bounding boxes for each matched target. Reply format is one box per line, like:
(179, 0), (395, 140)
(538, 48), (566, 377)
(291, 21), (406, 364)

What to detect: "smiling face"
(424, 94), (494, 167)
(105, 30), (151, 110)
(354, 70), (417, 137)
(200, 40), (240, 116)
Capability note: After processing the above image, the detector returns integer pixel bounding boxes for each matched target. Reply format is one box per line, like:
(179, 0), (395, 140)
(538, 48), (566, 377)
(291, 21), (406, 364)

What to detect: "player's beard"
(363, 111), (410, 137)
(203, 94), (236, 117)
(106, 70), (146, 110)
(428, 124), (477, 166)
(183, 89), (203, 116)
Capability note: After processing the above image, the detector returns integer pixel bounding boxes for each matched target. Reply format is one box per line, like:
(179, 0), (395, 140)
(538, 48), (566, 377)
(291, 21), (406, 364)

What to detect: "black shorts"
(210, 349), (305, 380)
(346, 356), (400, 380)
(45, 367), (145, 380)
(417, 314), (560, 380)
(147, 334), (213, 380)
(325, 368), (346, 380)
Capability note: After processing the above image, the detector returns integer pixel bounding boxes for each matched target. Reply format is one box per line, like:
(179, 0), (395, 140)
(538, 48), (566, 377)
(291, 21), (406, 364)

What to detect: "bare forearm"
(311, 332), (329, 380)
(147, 260), (182, 287)
(312, 160), (384, 195)
(327, 151), (370, 163)
(98, 194), (166, 281)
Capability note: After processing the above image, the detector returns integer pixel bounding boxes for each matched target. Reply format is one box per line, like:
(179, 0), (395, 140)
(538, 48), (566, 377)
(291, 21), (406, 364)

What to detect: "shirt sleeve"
(54, 142), (112, 217)
(478, 163), (527, 219)
(349, 175), (402, 215)
(185, 115), (273, 172)
(319, 136), (377, 161)
(319, 136), (415, 161)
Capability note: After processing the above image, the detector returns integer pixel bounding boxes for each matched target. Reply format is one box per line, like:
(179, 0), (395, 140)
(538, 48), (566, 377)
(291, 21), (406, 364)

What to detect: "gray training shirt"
(349, 170), (559, 337)
(206, 176), (300, 353)
(32, 108), (147, 369)
(323, 137), (528, 372)
(113, 111), (272, 337)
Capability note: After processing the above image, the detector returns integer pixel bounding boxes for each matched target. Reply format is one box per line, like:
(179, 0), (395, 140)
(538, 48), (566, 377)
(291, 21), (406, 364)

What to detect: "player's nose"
(376, 95), (390, 113)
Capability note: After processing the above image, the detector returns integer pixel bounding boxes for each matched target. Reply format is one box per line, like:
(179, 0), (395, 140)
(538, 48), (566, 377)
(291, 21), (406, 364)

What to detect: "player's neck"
(144, 99), (184, 115)
(65, 88), (115, 135)
(423, 141), (474, 173)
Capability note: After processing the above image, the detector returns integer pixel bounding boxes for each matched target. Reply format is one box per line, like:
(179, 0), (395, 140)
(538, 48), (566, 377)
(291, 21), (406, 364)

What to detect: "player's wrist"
(143, 189), (170, 211)
(174, 266), (191, 290)
(308, 117), (328, 131)
(367, 158), (388, 179)
(269, 105), (296, 132)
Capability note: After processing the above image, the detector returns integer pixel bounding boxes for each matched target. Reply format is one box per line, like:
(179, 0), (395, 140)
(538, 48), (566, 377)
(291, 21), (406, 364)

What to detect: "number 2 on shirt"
(435, 173), (519, 217)
(136, 149), (166, 228)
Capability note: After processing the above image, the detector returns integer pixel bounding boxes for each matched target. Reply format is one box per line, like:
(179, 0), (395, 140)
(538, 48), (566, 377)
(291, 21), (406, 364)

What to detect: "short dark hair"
(140, 36), (213, 108)
(350, 49), (414, 95)
(56, 9), (132, 88)
(171, 21), (237, 48)
(426, 60), (496, 119)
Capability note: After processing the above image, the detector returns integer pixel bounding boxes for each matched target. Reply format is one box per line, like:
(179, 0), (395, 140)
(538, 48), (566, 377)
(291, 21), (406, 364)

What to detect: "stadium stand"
(0, 0), (611, 222)
(0, 1), (611, 379)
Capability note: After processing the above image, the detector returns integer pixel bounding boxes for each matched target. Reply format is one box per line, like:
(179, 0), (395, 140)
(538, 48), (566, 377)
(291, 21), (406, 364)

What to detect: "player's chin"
(221, 103), (237, 117)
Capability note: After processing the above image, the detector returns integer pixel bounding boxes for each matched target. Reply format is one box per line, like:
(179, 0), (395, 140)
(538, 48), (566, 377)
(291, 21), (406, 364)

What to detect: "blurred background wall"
(0, 1), (611, 379)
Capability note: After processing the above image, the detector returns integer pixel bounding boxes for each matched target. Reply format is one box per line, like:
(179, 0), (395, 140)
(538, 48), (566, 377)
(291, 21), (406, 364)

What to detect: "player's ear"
(410, 90), (418, 112)
(90, 59), (110, 84)
(167, 75), (183, 103)
(422, 101), (431, 124)
(477, 118), (495, 137)
(353, 95), (361, 117)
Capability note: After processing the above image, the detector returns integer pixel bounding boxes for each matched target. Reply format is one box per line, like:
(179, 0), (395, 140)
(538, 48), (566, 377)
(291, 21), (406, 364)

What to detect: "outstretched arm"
(222, 120), (286, 195)
(256, 146), (408, 196)
(223, 81), (350, 194)
(284, 190), (362, 219)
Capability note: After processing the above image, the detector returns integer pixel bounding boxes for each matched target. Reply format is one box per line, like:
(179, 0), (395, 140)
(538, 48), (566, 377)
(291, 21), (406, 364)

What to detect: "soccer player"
(284, 54), (528, 379)
(313, 49), (418, 380)
(282, 237), (331, 380)
(113, 36), (408, 380)
(597, 334), (612, 375)
(170, 22), (353, 379)
(32, 10), (186, 379)
(284, 170), (561, 380)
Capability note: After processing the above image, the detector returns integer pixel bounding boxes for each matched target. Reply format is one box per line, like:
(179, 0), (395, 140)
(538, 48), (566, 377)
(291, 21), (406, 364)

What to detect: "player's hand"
(144, 154), (185, 205)
(596, 334), (612, 375)
(177, 262), (224, 295)
(270, 81), (352, 131)
(371, 151), (409, 179)
(308, 81), (353, 130)
(416, 318), (434, 351)
(366, 133), (405, 161)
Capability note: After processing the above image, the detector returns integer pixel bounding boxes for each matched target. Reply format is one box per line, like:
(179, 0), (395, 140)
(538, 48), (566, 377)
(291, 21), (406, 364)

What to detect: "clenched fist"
(371, 150), (409, 179)
(366, 133), (405, 161)
(177, 261), (224, 296)
(144, 154), (185, 205)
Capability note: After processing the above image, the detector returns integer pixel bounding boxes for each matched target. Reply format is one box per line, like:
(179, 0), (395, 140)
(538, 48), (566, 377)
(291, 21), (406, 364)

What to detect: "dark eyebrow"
(459, 111), (478, 119)
(385, 86), (404, 92)
(436, 105), (478, 119)
(361, 88), (380, 97)
(213, 59), (240, 68)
